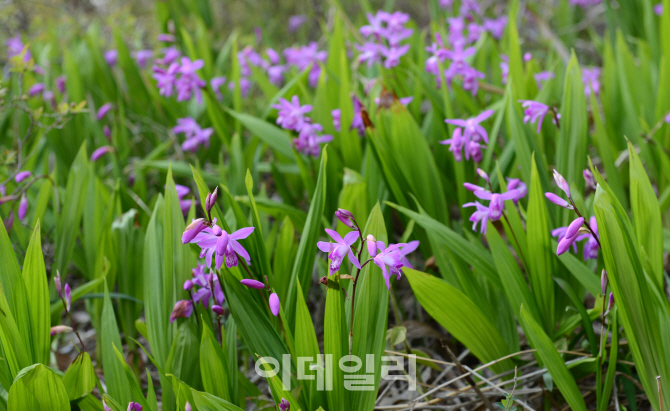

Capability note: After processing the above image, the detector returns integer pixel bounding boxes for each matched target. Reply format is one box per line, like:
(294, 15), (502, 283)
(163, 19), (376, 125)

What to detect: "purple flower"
(91, 146), (114, 162)
(97, 103), (113, 120)
(210, 76), (227, 100)
(381, 44), (410, 68)
(188, 223), (255, 270)
(500, 55), (509, 84)
(607, 292), (614, 311)
(182, 218), (208, 244)
(279, 398), (291, 411)
(158, 33), (176, 42)
(56, 76), (66, 93)
(127, 402), (142, 411)
(445, 110), (494, 144)
(269, 293), (280, 316)
(175, 57), (206, 103)
(441, 110), (494, 162)
(332, 109), (341, 132)
(351, 95), (367, 135)
(0, 185), (5, 196)
(317, 229), (361, 275)
(133, 49), (153, 69)
(293, 122), (333, 157)
(170, 300), (193, 323)
(212, 305), (224, 316)
(439, 0), (453, 8)
(15, 171), (31, 183)
(273, 96), (312, 131)
(506, 178), (528, 204)
(373, 241), (419, 289)
(356, 42), (384, 67)
(582, 216), (599, 260)
(556, 217), (584, 255)
(335, 208), (356, 229)
(241, 279), (266, 289)
(50, 325), (72, 337)
(366, 235), (378, 257)
(7, 35), (31, 62)
(553, 169), (571, 198)
(28, 83), (45, 97)
(665, 113), (670, 124)
(467, 23), (484, 43)
(582, 67), (601, 97)
(104, 50), (118, 67)
(534, 71), (555, 89)
(655, 3), (663, 15)
(157, 46), (181, 65)
(483, 17), (507, 39)
(283, 42), (327, 87)
(153, 63), (179, 97)
(18, 194), (28, 221)
(64, 284), (72, 311)
(103, 125), (111, 140)
(189, 266), (224, 308)
(288, 15), (307, 32)
(519, 100), (559, 133)
(463, 183), (523, 231)
(54, 270), (63, 297)
(173, 117), (214, 152)
(583, 169), (596, 190)
(545, 193), (572, 210)
(267, 65), (286, 86)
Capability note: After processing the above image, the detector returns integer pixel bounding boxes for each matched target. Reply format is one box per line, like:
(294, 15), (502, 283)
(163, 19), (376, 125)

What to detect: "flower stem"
(349, 221), (366, 356)
(568, 197), (601, 249)
(61, 298), (87, 353)
(501, 212), (529, 271)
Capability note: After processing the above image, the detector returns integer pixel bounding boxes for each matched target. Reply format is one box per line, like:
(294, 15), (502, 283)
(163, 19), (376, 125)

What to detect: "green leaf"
(225, 109), (294, 159)
(200, 325), (231, 401)
(256, 356), (302, 411)
(598, 313), (619, 411)
(285, 147), (328, 323)
(190, 389), (245, 411)
(7, 364), (69, 410)
(244, 171), (274, 284)
(323, 272), (349, 410)
(593, 172), (670, 410)
(526, 155), (556, 333)
(54, 143), (89, 275)
(101, 280), (132, 406)
(553, 278), (597, 356)
(519, 306), (587, 411)
(556, 52), (589, 197)
(62, 352), (97, 401)
(628, 140), (664, 288)
(21, 222), (50, 365)
(405, 268), (514, 374)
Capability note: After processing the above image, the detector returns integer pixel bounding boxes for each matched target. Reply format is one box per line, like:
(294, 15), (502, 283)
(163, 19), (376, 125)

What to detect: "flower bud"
(50, 325), (72, 337)
(279, 399), (290, 411)
(91, 146), (114, 162)
(3, 212), (13, 232)
(183, 280), (193, 291)
(127, 402), (143, 411)
(64, 284), (72, 312)
(269, 293), (280, 317)
(240, 279), (265, 289)
(55, 271), (63, 297)
(601, 269), (608, 295)
(15, 171), (31, 183)
(607, 292), (614, 312)
(182, 218), (207, 244)
(212, 305), (224, 316)
(335, 208), (356, 230)
(18, 194), (28, 222)
(169, 300), (193, 323)
(583, 169), (596, 190)
(212, 225), (222, 236)
(206, 187), (218, 212)
(545, 192), (573, 209)
(553, 169), (571, 197)
(565, 217), (584, 239)
(367, 235), (378, 257)
(476, 168), (489, 183)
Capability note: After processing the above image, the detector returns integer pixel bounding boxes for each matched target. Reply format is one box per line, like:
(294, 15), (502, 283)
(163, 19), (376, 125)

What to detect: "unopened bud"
(607, 292), (614, 312)
(600, 269), (608, 295)
(335, 209), (356, 230)
(206, 187), (218, 213)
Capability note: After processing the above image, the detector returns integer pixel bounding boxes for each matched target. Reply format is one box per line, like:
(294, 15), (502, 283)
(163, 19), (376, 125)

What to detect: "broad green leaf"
(285, 147), (327, 324)
(593, 172), (670, 410)
(628, 140), (664, 288)
(256, 356), (301, 411)
(225, 109), (293, 159)
(200, 325), (231, 401)
(191, 389), (245, 411)
(21, 222), (50, 365)
(526, 155), (556, 333)
(7, 364), (69, 410)
(244, 171), (274, 284)
(324, 273), (349, 410)
(519, 306), (587, 411)
(553, 278), (597, 356)
(62, 352), (97, 401)
(101, 281), (132, 406)
(166, 321), (202, 390)
(405, 268), (513, 374)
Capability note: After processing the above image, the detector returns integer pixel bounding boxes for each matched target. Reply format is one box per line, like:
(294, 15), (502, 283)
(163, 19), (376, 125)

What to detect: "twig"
(442, 342), (495, 411)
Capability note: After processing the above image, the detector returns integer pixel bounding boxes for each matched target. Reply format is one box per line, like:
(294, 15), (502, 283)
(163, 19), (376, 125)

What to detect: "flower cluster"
(273, 95), (332, 156)
(172, 117), (214, 152)
(545, 170), (600, 259)
(582, 67), (601, 97)
(440, 109), (494, 162)
(317, 209), (419, 289)
(462, 170), (527, 234)
(332, 94), (369, 136)
(355, 11), (413, 69)
(152, 49), (206, 103)
(170, 264), (226, 323)
(425, 31), (484, 96)
(283, 42), (328, 87)
(519, 100), (560, 133)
